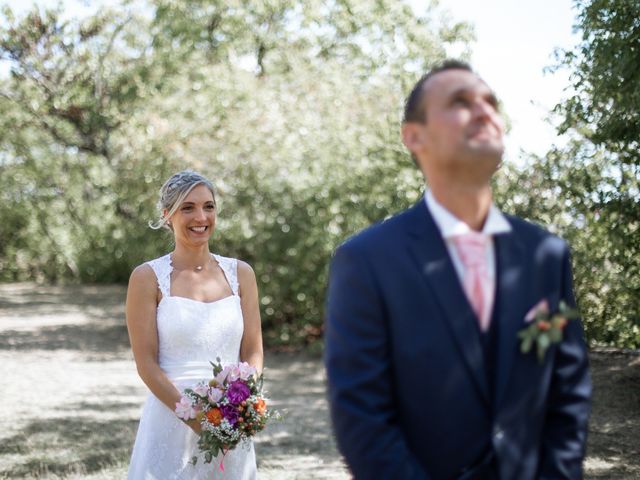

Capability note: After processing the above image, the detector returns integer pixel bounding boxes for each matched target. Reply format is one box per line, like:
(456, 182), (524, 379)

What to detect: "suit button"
(493, 426), (504, 442)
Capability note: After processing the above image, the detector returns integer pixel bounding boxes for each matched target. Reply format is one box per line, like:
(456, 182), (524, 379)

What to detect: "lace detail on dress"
(146, 254), (172, 298)
(129, 252), (255, 479)
(213, 254), (239, 296)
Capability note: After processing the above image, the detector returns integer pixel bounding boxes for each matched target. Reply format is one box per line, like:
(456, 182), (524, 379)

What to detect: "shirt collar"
(424, 190), (512, 239)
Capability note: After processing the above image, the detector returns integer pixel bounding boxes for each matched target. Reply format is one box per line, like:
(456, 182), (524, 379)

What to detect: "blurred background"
(0, 1), (638, 478)
(1, 0), (637, 349)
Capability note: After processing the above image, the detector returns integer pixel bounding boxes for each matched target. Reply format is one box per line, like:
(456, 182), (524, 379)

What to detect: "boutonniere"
(518, 299), (579, 363)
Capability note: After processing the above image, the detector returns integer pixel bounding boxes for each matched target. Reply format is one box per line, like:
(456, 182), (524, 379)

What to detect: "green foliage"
(2, 0), (638, 349)
(493, 0), (640, 348)
(554, 0), (640, 154)
(0, 0), (471, 347)
(0, 3), (175, 281)
(496, 144), (639, 348)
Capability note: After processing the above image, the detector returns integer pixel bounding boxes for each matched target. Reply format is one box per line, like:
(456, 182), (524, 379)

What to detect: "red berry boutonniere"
(518, 300), (579, 363)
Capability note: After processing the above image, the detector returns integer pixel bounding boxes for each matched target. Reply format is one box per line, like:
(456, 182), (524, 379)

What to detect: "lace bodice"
(145, 253), (244, 382)
(128, 252), (256, 479)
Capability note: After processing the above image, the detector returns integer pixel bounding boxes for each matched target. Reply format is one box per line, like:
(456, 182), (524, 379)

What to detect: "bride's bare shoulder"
(127, 263), (157, 297)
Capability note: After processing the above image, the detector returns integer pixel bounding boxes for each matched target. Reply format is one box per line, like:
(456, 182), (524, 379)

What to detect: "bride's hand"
(184, 418), (202, 435)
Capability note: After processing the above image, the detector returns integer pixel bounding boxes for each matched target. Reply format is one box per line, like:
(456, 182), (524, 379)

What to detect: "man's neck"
(429, 184), (493, 232)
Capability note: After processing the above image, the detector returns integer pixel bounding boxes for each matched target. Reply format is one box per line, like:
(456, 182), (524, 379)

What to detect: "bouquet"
(175, 358), (277, 467)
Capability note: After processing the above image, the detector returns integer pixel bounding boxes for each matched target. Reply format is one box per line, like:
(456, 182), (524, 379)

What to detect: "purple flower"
(227, 380), (251, 405)
(220, 404), (240, 426)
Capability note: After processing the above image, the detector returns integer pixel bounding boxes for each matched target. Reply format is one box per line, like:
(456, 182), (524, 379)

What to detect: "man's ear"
(401, 122), (425, 155)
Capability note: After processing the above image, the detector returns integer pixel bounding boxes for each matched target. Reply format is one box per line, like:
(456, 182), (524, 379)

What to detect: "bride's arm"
(237, 260), (264, 374)
(126, 264), (200, 432)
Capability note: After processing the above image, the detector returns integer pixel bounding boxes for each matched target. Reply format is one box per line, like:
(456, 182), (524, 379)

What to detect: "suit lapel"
(405, 202), (490, 406)
(493, 227), (527, 407)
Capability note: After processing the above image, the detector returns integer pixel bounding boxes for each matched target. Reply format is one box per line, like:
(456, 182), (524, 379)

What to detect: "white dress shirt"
(424, 190), (512, 323)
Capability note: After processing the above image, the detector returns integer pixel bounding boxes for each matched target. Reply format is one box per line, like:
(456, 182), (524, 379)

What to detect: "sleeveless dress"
(128, 253), (258, 479)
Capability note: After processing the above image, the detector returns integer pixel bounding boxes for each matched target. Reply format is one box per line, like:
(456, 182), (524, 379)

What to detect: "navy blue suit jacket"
(324, 201), (591, 479)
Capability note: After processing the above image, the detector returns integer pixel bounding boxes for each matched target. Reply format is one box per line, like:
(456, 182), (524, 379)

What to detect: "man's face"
(407, 69), (504, 182)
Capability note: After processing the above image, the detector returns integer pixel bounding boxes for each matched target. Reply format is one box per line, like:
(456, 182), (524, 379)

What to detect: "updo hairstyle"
(149, 170), (216, 230)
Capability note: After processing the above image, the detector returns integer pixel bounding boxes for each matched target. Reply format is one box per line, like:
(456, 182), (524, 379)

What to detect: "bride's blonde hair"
(149, 170), (216, 230)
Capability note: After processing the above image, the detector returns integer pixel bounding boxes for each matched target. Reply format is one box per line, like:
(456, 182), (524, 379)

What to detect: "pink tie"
(452, 233), (492, 332)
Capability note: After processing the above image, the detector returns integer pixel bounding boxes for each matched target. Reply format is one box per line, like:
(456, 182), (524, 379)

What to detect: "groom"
(324, 60), (591, 479)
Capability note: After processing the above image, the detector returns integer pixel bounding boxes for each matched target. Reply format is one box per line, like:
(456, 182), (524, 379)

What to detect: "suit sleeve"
(324, 243), (429, 480)
(538, 244), (592, 479)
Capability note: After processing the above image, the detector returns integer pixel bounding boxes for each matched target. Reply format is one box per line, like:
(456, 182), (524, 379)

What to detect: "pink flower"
(192, 383), (209, 397)
(525, 299), (549, 323)
(238, 362), (257, 380)
(215, 366), (232, 384)
(175, 396), (197, 420)
(208, 387), (223, 404)
(226, 365), (242, 382)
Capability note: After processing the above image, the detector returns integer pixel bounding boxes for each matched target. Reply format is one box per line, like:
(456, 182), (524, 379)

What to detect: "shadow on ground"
(0, 284), (125, 314)
(0, 323), (130, 353)
(0, 283), (129, 356)
(258, 353), (337, 454)
(0, 417), (137, 478)
(585, 352), (640, 479)
(0, 284), (638, 479)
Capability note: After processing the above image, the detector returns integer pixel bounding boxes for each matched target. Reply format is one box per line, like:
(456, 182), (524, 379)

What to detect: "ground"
(0, 283), (638, 479)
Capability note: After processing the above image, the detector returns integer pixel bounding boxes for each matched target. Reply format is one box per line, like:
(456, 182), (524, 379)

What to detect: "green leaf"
(536, 343), (545, 363)
(549, 328), (562, 343)
(538, 333), (550, 349)
(536, 333), (551, 363)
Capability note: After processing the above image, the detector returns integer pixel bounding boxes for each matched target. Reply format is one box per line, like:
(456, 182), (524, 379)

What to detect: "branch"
(95, 15), (132, 102)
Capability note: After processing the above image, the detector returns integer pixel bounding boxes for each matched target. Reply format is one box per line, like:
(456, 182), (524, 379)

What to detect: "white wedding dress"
(128, 253), (257, 479)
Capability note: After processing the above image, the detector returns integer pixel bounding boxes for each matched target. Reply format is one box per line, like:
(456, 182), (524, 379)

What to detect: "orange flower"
(254, 398), (267, 415)
(206, 407), (223, 426)
(553, 316), (568, 329)
(537, 320), (551, 331)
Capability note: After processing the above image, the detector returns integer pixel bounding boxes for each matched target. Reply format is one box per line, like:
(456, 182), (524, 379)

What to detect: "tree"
(0, 4), (176, 281)
(0, 0), (473, 347)
(495, 0), (640, 347)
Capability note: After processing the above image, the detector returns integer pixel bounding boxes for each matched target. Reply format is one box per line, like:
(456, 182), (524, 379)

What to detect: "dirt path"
(0, 283), (637, 479)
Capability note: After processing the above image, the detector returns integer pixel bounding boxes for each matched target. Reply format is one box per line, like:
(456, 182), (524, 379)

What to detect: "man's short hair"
(403, 59), (473, 124)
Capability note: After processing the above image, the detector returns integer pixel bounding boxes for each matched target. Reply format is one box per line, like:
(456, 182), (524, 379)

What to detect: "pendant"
(195, 265), (203, 272)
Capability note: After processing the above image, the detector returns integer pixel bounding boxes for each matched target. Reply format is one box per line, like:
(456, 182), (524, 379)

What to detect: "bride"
(126, 170), (263, 479)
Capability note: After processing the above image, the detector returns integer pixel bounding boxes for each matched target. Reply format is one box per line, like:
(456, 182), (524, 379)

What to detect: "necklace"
(171, 254), (211, 272)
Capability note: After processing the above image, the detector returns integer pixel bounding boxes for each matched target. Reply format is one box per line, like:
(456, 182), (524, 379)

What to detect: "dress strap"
(145, 254), (172, 298)
(213, 254), (239, 296)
